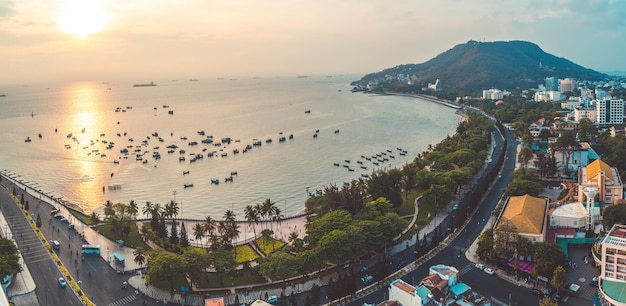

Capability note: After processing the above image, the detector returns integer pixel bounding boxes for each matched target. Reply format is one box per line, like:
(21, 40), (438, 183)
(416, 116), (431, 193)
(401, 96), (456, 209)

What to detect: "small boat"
(304, 110), (311, 114)
(360, 166), (367, 170)
(278, 136), (286, 142)
(230, 171), (238, 176)
(344, 160), (350, 163)
(289, 134), (294, 139)
(113, 160), (120, 164)
(67, 133), (72, 138)
(38, 133), (42, 138)
(313, 133), (318, 138)
(179, 156), (185, 162)
(399, 152), (406, 156)
(225, 176), (233, 182)
(334, 129), (340, 134)
(333, 163), (340, 167)
(183, 171), (190, 175)
(357, 161), (363, 164)
(266, 138), (272, 143)
(348, 168), (355, 172)
(361, 174), (369, 178)
(221, 153), (227, 157)
(168, 110), (174, 115)
(184, 183), (193, 188)
(211, 179), (219, 185)
(233, 149), (239, 154)
(25, 137), (31, 142)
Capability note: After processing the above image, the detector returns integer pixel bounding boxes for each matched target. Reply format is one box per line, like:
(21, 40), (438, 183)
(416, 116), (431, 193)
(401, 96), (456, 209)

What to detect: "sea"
(0, 75), (459, 220)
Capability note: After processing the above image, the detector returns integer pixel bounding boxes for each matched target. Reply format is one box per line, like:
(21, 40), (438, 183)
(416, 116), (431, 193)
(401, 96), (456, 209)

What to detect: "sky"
(1, 0), (625, 84)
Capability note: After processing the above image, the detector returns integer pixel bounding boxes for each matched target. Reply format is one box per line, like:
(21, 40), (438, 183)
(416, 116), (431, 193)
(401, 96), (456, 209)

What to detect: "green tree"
(127, 200), (138, 219)
(182, 247), (210, 288)
(550, 131), (580, 174)
(0, 238), (22, 277)
(551, 265), (566, 295)
(146, 250), (185, 291)
(518, 146), (534, 168)
(192, 223), (205, 248)
(534, 242), (566, 278)
(476, 229), (494, 261)
(539, 298), (558, 306)
(602, 204), (626, 230)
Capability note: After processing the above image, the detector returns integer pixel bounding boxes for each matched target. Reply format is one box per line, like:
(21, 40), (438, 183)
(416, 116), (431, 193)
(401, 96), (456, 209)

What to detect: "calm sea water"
(0, 76), (459, 219)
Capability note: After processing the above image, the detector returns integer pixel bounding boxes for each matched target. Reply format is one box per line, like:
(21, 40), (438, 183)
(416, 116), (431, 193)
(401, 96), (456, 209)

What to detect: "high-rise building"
(545, 77), (559, 91)
(598, 224), (626, 305)
(560, 78), (577, 93)
(596, 97), (624, 127)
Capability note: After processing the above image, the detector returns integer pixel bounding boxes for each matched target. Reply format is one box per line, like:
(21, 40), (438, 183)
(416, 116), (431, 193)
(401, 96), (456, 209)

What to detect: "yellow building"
(496, 194), (548, 243)
(578, 159), (624, 204)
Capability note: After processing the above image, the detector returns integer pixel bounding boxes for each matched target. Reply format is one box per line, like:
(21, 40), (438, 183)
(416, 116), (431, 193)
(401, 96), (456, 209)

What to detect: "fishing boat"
(184, 183), (193, 188)
(133, 81), (157, 87)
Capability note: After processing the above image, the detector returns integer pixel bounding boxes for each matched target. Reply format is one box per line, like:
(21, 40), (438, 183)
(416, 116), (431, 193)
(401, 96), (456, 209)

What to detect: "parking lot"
(562, 244), (600, 305)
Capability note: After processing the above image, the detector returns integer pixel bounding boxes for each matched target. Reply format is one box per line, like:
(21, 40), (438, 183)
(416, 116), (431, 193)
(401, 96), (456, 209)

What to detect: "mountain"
(353, 40), (608, 93)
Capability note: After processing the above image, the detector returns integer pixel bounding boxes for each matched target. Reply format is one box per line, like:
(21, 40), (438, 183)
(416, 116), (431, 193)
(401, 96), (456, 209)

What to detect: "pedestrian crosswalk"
(106, 294), (137, 306)
(459, 263), (473, 275)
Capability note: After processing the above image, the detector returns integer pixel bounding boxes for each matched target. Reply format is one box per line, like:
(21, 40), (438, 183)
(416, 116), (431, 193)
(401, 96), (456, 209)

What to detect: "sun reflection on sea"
(60, 82), (111, 211)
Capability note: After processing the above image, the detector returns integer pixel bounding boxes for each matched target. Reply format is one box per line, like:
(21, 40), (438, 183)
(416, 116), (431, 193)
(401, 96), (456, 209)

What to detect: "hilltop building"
(428, 79), (442, 92)
(482, 89), (509, 100)
(560, 78), (577, 92)
(597, 224), (626, 305)
(545, 77), (559, 91)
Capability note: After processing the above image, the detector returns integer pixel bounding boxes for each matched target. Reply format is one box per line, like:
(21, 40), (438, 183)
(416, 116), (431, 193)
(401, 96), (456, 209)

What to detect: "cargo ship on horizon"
(133, 81), (157, 87)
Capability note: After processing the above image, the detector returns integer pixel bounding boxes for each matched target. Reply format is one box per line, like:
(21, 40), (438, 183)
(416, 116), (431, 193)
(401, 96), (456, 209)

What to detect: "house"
(550, 141), (599, 175)
(389, 279), (424, 306)
(495, 195), (548, 243)
(577, 160), (624, 205)
(550, 119), (579, 136)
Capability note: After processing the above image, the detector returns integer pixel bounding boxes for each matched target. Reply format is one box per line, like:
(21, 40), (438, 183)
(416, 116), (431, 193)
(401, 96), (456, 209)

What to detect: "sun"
(58, 1), (110, 39)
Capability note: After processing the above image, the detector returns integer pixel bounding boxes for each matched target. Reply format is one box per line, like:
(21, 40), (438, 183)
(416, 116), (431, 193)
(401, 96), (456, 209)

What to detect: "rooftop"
(603, 224), (626, 248)
(602, 279), (626, 303)
(500, 194), (547, 234)
(391, 279), (416, 296)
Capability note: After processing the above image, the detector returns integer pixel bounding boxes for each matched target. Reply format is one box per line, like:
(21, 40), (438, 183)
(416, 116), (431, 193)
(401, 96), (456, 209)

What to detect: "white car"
(475, 263), (484, 270)
(484, 268), (495, 275)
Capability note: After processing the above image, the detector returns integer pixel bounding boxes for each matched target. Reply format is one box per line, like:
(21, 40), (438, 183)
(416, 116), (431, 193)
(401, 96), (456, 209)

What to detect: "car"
(68, 224), (75, 230)
(361, 275), (373, 285)
(544, 288), (555, 298)
(121, 281), (129, 289)
(59, 217), (69, 223)
(474, 263), (484, 270)
(484, 268), (495, 275)
(553, 294), (562, 302)
(58, 277), (67, 287)
(53, 213), (63, 219)
(267, 295), (279, 303)
(530, 288), (542, 296)
(590, 276), (599, 287)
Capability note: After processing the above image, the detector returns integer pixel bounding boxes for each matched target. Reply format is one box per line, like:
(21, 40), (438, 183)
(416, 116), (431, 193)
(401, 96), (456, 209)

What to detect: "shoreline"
(384, 91), (463, 110)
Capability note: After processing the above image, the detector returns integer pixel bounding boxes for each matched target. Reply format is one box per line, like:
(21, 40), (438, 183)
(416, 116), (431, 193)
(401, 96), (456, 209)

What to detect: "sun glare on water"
(58, 1), (110, 39)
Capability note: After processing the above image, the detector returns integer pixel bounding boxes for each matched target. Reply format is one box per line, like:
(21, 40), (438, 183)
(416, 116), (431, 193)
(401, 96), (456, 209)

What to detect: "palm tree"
(260, 198), (277, 231)
(193, 223), (206, 248)
(165, 200), (180, 243)
(203, 216), (216, 250)
(133, 247), (147, 268)
(288, 231), (299, 249)
(127, 200), (139, 219)
(103, 200), (115, 222)
(244, 205), (259, 240)
(142, 201), (153, 218)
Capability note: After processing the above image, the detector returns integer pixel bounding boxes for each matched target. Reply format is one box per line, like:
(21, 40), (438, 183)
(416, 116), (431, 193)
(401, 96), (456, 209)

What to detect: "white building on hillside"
(482, 89), (509, 100)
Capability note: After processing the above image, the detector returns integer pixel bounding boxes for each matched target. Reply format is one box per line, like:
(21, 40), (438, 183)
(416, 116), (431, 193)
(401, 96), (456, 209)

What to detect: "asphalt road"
(0, 182), (154, 306)
(345, 125), (548, 305)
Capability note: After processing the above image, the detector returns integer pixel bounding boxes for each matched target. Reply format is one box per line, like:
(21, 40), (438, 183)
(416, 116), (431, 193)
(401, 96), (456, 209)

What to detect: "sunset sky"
(2, 0), (625, 84)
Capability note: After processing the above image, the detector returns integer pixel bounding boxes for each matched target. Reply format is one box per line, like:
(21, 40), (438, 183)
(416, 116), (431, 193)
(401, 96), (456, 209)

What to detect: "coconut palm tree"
(193, 223), (206, 248)
(142, 201), (153, 218)
(244, 205), (259, 240)
(127, 200), (139, 219)
(288, 231), (300, 249)
(203, 216), (216, 250)
(133, 247), (147, 268)
(260, 198), (277, 231)
(103, 200), (115, 222)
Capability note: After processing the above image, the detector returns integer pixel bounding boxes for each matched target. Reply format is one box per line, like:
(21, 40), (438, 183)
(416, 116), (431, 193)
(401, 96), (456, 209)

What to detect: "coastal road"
(0, 187), (83, 306)
(346, 125), (547, 305)
(0, 180), (152, 306)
